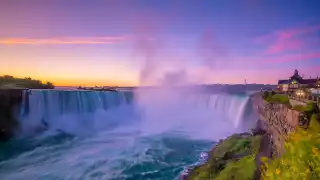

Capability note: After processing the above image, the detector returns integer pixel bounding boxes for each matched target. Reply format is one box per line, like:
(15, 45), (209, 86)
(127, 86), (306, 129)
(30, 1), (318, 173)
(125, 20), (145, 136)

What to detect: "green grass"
(263, 92), (291, 108)
(188, 134), (262, 180)
(262, 113), (320, 180)
(309, 114), (320, 132)
(260, 92), (320, 179)
(215, 155), (256, 180)
(304, 102), (319, 113)
(292, 102), (319, 121)
(292, 104), (306, 112)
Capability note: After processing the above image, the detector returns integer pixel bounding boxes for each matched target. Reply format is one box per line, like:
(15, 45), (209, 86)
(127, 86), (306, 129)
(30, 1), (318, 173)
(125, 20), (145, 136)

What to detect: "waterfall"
(18, 88), (255, 139)
(19, 90), (135, 135)
(207, 94), (254, 130)
(134, 88), (256, 139)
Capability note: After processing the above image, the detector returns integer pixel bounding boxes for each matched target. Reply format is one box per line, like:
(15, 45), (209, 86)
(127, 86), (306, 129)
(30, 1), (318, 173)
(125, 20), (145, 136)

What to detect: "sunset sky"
(0, 0), (320, 86)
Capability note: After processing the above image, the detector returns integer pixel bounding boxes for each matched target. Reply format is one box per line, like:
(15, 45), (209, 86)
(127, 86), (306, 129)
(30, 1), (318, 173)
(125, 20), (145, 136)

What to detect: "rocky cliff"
(185, 93), (305, 180)
(0, 89), (24, 141)
(255, 95), (301, 156)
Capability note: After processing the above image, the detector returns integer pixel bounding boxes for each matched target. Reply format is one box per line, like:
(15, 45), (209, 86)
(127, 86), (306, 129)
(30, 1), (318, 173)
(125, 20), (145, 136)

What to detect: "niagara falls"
(1, 1), (320, 180)
(0, 87), (259, 179)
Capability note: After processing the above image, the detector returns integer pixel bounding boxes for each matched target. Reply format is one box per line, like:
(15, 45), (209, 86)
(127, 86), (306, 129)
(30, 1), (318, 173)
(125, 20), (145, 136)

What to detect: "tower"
(290, 69), (303, 80)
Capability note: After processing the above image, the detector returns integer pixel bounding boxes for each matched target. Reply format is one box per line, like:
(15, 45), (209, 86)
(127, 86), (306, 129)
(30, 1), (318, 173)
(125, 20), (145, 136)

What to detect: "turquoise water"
(0, 90), (255, 180)
(0, 130), (212, 180)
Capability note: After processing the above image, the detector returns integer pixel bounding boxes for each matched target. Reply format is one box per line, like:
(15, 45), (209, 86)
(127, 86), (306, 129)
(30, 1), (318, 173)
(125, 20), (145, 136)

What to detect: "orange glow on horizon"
(0, 73), (138, 87)
(0, 36), (128, 45)
(54, 79), (137, 87)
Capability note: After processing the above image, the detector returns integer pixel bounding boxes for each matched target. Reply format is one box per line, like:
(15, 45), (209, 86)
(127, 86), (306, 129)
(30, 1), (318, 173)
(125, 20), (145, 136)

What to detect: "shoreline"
(180, 120), (270, 180)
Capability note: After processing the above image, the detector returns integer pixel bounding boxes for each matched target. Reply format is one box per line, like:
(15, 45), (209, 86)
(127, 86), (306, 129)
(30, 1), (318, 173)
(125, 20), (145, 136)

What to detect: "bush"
(263, 91), (270, 100)
(305, 102), (319, 114)
(293, 103), (320, 122)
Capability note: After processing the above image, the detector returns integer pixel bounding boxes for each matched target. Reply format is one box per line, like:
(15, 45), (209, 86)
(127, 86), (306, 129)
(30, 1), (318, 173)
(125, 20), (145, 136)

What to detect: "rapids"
(0, 88), (257, 180)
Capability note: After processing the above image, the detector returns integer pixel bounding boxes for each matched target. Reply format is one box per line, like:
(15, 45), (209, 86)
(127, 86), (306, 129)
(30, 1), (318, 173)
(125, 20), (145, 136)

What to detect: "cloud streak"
(266, 52), (320, 63)
(0, 36), (127, 45)
(255, 24), (320, 54)
(214, 51), (320, 70)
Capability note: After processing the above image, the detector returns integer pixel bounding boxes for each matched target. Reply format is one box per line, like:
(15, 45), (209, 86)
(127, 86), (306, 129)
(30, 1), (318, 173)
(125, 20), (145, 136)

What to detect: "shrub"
(293, 103), (320, 121)
(263, 91), (270, 100)
(305, 102), (319, 114)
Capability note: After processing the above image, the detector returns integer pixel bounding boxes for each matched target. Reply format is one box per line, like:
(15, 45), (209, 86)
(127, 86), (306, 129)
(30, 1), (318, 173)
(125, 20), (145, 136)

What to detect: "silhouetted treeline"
(0, 75), (54, 89)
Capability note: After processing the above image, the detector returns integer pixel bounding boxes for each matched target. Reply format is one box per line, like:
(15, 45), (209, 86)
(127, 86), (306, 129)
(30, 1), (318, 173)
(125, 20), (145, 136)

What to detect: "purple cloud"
(255, 24), (320, 55)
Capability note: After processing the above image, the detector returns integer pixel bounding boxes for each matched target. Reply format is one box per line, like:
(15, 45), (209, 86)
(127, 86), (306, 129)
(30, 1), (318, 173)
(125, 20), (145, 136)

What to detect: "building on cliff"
(278, 69), (319, 93)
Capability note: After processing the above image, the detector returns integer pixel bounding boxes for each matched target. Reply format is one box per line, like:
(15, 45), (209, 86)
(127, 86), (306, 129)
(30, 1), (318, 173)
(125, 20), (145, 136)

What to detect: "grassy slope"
(188, 134), (262, 180)
(261, 94), (320, 179)
(262, 114), (320, 180)
(263, 92), (291, 108)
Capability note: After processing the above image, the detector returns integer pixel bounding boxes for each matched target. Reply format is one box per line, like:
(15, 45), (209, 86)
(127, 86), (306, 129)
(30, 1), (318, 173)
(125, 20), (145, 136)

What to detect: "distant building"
(278, 69), (319, 92)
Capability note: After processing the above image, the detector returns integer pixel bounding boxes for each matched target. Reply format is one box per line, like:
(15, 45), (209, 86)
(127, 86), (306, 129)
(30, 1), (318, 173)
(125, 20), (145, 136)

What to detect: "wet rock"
(0, 89), (24, 141)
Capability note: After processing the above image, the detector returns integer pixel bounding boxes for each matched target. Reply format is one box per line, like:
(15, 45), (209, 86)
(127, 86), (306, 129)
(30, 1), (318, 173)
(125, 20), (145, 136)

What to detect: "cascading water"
(19, 90), (136, 135)
(0, 88), (257, 180)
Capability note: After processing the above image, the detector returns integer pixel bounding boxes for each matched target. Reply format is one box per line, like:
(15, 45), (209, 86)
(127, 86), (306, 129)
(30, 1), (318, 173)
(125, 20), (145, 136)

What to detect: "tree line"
(0, 75), (54, 89)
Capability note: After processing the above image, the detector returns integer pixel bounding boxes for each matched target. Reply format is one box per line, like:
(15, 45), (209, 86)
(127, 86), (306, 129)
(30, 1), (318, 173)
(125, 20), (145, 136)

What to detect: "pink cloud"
(215, 51), (320, 69)
(265, 52), (320, 63)
(301, 65), (320, 72)
(266, 38), (304, 54)
(277, 24), (320, 39)
(255, 24), (320, 55)
(0, 36), (127, 45)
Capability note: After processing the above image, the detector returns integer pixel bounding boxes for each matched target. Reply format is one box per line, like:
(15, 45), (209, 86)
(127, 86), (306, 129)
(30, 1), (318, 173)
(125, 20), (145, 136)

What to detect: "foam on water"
(0, 89), (257, 179)
(134, 88), (256, 140)
(19, 90), (136, 136)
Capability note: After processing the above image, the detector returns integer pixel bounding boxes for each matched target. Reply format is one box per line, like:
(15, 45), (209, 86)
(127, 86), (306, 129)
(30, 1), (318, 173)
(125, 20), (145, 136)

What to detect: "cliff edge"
(184, 92), (319, 180)
(0, 89), (23, 141)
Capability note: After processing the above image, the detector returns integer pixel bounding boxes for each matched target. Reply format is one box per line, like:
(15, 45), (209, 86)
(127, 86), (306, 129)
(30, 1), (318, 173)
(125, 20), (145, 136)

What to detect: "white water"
(134, 88), (256, 140)
(0, 89), (257, 180)
(18, 89), (256, 140)
(19, 90), (137, 136)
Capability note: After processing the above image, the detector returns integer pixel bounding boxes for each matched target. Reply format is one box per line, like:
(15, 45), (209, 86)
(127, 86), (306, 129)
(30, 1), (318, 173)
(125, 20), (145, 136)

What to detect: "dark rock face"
(0, 89), (23, 141)
(255, 96), (300, 156)
(253, 133), (272, 180)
